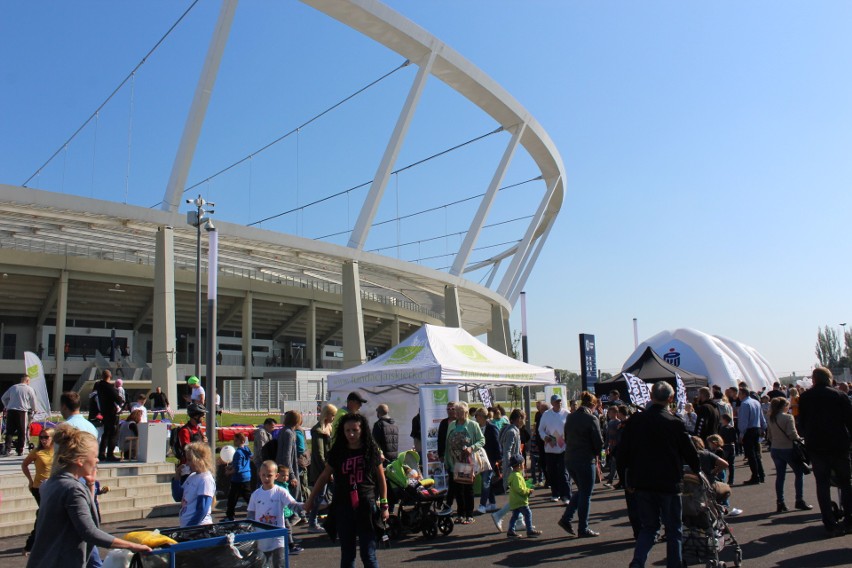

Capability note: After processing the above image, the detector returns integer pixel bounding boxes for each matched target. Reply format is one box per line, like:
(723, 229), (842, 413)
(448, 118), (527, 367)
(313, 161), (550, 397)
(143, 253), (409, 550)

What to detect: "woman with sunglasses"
(21, 427), (55, 556)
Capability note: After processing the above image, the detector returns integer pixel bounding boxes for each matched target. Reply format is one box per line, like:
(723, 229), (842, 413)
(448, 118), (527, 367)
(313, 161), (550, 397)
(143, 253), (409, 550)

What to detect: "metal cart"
(136, 520), (289, 568)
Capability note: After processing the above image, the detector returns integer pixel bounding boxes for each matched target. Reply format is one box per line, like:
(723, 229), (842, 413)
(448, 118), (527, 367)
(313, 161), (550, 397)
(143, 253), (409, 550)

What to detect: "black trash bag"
(135, 522), (268, 568)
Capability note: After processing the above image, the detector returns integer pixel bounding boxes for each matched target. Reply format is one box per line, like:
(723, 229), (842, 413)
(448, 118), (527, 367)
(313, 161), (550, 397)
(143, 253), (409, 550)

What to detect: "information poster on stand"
(544, 384), (566, 405)
(419, 384), (459, 491)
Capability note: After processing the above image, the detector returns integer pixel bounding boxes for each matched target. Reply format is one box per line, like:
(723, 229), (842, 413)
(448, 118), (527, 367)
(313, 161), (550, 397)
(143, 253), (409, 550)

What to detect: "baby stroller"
(385, 450), (454, 539)
(681, 473), (743, 567)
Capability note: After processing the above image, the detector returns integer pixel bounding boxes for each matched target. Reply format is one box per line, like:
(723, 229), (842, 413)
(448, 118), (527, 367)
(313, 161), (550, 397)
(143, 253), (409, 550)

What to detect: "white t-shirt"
(129, 403), (148, 423)
(179, 471), (215, 527)
(539, 407), (569, 454)
(190, 386), (205, 403)
(248, 485), (299, 552)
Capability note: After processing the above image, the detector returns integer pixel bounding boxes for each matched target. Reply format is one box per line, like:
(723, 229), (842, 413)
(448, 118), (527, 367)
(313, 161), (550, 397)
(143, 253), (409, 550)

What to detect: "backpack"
(170, 423), (202, 460)
(261, 437), (278, 462)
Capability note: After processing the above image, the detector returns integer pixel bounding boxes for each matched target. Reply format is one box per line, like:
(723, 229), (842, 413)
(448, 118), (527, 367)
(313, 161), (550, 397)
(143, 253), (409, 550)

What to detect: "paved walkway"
(2, 458), (848, 567)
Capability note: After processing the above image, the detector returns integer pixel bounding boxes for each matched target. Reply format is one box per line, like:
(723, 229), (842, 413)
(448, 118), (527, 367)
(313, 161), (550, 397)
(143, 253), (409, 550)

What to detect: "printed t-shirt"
(328, 445), (376, 510)
(248, 484), (299, 552)
(179, 471), (215, 527)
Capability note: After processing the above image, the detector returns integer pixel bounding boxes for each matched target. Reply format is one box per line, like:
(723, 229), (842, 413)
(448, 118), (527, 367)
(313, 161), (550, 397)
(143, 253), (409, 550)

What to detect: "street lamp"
(187, 194), (214, 381)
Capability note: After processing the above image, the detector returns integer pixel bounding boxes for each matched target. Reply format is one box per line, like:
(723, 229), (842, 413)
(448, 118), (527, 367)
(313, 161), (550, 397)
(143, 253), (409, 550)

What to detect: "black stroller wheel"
(423, 524), (438, 539)
(437, 515), (454, 535)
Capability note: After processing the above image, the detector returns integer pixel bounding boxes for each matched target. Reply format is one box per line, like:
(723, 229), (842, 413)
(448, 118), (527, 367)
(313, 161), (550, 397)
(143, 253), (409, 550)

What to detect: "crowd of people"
(6, 365), (852, 568)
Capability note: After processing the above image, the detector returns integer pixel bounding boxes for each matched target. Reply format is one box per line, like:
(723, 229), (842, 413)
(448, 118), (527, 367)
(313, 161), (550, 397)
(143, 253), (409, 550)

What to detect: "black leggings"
(226, 480), (253, 518)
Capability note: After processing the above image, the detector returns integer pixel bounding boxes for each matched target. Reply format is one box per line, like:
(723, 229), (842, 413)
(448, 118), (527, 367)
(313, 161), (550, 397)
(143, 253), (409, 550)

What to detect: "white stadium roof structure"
(0, 0), (564, 404)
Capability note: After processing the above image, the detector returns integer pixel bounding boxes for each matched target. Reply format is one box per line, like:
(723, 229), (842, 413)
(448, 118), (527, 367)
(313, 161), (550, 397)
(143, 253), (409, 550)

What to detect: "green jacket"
(444, 419), (484, 470)
(508, 470), (531, 510)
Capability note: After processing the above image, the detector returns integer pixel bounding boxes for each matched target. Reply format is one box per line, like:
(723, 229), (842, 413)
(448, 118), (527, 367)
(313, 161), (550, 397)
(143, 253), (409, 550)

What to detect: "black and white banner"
(675, 373), (686, 415)
(478, 388), (492, 408)
(624, 373), (651, 408)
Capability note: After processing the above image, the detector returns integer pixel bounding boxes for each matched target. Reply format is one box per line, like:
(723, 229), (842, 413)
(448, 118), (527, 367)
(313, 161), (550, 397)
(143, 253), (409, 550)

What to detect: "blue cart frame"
(143, 520), (290, 568)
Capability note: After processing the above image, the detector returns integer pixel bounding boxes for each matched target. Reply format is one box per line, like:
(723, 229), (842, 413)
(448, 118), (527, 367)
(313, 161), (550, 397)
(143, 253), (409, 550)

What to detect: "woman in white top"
(765, 397), (812, 513)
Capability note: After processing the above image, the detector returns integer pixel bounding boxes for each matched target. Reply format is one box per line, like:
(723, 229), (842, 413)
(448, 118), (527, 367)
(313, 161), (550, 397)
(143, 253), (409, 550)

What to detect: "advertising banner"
(419, 384), (459, 491)
(579, 334), (597, 391)
(24, 351), (51, 421)
(477, 388), (492, 408)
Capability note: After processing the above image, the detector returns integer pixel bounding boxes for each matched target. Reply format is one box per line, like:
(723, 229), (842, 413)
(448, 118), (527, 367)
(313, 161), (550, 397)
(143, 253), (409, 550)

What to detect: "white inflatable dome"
(622, 328), (778, 391)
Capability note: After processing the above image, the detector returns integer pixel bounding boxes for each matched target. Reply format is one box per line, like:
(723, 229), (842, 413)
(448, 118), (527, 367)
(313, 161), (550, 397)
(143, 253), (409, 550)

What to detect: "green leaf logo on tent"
(454, 345), (489, 363)
(432, 389), (449, 405)
(26, 364), (39, 379)
(553, 387), (563, 398)
(384, 346), (423, 365)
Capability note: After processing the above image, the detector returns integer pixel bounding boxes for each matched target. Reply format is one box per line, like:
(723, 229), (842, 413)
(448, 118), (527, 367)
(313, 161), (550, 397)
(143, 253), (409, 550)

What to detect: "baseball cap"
(187, 376), (200, 386)
(550, 394), (562, 403)
(509, 454), (525, 467)
(347, 391), (368, 404)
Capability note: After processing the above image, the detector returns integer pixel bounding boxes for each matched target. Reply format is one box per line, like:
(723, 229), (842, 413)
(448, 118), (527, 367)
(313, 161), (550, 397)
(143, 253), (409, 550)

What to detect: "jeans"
(25, 487), (40, 551)
(226, 480), (253, 519)
(545, 452), (571, 500)
(508, 505), (533, 534)
(561, 458), (595, 531)
(336, 504), (378, 568)
(630, 490), (683, 568)
(479, 470), (495, 507)
(263, 547), (286, 568)
(308, 483), (330, 527)
(723, 444), (736, 484)
(811, 451), (852, 529)
(742, 427), (765, 481)
(770, 447), (805, 504)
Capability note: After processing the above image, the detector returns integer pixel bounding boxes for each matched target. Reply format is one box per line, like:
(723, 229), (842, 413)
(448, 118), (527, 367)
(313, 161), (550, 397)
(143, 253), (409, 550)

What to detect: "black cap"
(347, 391), (368, 404)
(509, 454), (525, 468)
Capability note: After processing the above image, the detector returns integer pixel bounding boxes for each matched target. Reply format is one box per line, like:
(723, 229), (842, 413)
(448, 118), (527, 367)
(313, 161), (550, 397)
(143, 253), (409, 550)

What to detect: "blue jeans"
(630, 490), (683, 568)
(811, 451), (852, 529)
(545, 452), (571, 500)
(336, 504), (378, 568)
(770, 447), (805, 504)
(560, 458), (595, 532)
(479, 470), (495, 507)
(508, 505), (533, 534)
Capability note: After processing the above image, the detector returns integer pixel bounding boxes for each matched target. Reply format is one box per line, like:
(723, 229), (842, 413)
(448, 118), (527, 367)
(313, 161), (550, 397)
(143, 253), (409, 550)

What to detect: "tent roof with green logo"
(327, 324), (555, 391)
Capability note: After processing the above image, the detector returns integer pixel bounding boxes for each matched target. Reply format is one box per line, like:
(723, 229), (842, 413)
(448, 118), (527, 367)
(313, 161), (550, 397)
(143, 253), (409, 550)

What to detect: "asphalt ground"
(2, 457), (849, 568)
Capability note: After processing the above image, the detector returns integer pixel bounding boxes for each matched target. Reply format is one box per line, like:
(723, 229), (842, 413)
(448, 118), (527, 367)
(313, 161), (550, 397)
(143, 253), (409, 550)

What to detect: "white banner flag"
(624, 373), (651, 408)
(477, 388), (492, 408)
(24, 351), (51, 421)
(675, 373), (686, 415)
(419, 384), (459, 491)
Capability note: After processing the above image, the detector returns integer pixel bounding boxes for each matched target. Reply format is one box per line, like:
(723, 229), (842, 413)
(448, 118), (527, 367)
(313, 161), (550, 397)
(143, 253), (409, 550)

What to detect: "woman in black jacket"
(474, 407), (501, 514)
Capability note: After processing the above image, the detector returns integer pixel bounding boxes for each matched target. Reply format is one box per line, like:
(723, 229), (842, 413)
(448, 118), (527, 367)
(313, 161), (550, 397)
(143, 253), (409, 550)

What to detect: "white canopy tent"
(327, 324), (555, 446)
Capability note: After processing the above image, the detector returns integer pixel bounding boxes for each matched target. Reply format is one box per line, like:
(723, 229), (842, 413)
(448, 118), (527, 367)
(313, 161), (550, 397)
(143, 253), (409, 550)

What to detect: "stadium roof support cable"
(366, 214), (533, 254)
(23, 0), (201, 187)
(248, 126), (505, 228)
(160, 59), (411, 208)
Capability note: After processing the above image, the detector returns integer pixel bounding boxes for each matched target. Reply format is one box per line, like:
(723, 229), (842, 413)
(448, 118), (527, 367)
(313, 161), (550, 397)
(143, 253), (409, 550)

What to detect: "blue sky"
(2, 1), (851, 376)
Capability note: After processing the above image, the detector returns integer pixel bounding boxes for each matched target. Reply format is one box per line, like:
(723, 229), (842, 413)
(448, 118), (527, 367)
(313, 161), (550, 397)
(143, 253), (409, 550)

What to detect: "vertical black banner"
(579, 334), (597, 391)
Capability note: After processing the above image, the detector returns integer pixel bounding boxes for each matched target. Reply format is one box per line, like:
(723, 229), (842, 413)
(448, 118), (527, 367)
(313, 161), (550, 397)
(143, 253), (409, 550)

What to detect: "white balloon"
(220, 445), (236, 464)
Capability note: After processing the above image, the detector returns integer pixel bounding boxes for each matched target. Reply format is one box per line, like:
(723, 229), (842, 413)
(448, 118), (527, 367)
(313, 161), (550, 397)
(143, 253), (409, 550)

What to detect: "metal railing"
(0, 237), (441, 318)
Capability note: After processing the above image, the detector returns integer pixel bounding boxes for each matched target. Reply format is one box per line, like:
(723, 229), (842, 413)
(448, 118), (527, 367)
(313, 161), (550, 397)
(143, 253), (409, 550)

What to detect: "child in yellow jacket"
(506, 454), (542, 538)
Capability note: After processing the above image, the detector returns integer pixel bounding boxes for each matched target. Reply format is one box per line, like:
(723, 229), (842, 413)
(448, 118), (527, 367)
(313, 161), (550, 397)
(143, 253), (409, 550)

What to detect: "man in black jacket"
(798, 366), (852, 536)
(372, 404), (399, 464)
(619, 381), (700, 568)
(558, 391), (604, 538)
(94, 369), (124, 461)
(693, 387), (720, 440)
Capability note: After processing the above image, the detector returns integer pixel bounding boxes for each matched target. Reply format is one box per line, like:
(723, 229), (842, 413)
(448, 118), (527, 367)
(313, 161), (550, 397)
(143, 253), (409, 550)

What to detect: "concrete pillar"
(153, 226), (178, 410)
(52, 270), (69, 410)
(444, 285), (462, 328)
(342, 260), (366, 369)
(487, 303), (509, 355)
(391, 316), (400, 347)
(242, 291), (253, 380)
(307, 300), (316, 370)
